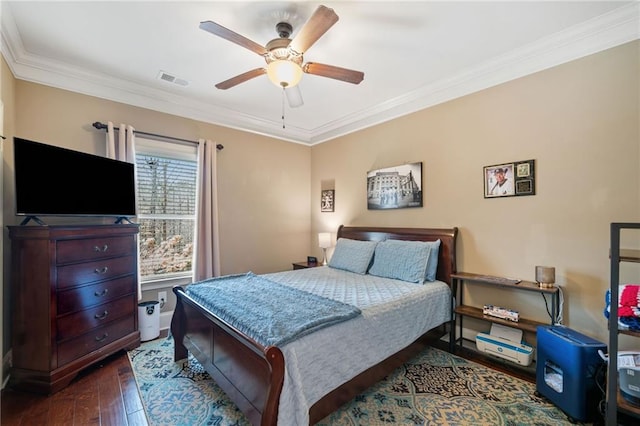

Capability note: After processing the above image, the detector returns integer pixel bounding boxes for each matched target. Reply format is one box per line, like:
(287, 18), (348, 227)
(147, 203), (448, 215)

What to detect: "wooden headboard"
(336, 225), (459, 286)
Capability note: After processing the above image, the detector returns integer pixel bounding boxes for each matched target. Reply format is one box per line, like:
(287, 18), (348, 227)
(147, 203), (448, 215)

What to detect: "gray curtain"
(193, 139), (221, 281)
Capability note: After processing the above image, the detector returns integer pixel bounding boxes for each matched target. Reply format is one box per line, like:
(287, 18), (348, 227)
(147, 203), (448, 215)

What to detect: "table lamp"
(318, 233), (331, 265)
(535, 266), (556, 288)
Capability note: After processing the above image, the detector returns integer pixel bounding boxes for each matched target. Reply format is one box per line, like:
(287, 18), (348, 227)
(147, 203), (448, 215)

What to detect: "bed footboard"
(171, 286), (284, 426)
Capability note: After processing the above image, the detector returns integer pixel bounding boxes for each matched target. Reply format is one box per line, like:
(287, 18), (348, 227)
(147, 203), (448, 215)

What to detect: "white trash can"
(138, 301), (160, 341)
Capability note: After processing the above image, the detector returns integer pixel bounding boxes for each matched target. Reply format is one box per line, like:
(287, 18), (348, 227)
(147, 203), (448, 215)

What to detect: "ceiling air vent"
(157, 71), (190, 87)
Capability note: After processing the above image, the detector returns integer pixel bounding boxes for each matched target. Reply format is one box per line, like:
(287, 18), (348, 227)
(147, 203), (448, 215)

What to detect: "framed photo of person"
(484, 163), (515, 198)
(484, 160), (535, 198)
(321, 189), (335, 212)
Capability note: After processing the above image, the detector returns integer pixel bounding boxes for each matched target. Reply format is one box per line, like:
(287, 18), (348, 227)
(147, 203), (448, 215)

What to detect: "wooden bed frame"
(171, 225), (458, 425)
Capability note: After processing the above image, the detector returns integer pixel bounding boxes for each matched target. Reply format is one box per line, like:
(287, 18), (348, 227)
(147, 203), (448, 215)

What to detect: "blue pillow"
(328, 238), (378, 274)
(368, 240), (431, 284)
(424, 239), (441, 281)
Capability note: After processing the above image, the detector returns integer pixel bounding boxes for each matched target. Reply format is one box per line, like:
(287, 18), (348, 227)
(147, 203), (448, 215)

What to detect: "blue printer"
(536, 325), (606, 423)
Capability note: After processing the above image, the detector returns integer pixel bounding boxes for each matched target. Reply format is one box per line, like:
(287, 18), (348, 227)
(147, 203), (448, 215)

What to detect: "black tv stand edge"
(19, 216), (46, 226)
(114, 216), (133, 224)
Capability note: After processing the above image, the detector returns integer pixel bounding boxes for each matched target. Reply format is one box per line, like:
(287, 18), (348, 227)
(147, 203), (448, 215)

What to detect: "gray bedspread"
(262, 266), (452, 425)
(185, 272), (361, 347)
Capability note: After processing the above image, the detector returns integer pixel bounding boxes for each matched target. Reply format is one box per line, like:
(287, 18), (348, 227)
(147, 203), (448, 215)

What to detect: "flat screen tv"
(14, 137), (136, 221)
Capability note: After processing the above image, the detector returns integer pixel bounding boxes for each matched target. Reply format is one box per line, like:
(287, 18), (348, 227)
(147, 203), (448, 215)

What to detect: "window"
(135, 138), (197, 284)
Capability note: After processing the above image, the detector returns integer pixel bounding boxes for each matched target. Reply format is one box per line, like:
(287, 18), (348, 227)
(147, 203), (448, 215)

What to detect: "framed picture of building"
(367, 162), (422, 210)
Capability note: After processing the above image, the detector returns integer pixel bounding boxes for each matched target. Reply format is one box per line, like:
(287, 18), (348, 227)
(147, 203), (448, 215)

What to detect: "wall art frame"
(321, 189), (335, 212)
(367, 162), (423, 210)
(484, 159), (535, 198)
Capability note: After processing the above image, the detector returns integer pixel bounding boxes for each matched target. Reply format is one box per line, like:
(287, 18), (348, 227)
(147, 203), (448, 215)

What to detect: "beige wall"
(1, 40), (639, 382)
(311, 41), (640, 348)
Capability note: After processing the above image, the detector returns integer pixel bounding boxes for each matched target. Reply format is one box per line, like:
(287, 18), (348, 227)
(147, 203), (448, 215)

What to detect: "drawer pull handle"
(93, 245), (108, 252)
(94, 289), (109, 297)
(95, 333), (109, 342)
(94, 267), (109, 275)
(94, 310), (108, 320)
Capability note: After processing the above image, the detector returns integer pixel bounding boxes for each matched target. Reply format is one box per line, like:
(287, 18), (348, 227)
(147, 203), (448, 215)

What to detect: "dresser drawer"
(57, 317), (135, 366)
(57, 236), (135, 264)
(57, 296), (135, 341)
(57, 255), (136, 289)
(57, 276), (136, 315)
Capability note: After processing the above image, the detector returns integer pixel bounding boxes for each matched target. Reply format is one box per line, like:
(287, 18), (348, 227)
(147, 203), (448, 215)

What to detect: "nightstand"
(292, 261), (320, 270)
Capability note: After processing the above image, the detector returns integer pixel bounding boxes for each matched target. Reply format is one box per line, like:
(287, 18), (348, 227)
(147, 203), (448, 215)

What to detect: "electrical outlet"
(158, 291), (167, 309)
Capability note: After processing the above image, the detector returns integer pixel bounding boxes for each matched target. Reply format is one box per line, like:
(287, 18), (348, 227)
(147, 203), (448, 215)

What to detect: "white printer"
(617, 352), (640, 406)
(475, 324), (533, 366)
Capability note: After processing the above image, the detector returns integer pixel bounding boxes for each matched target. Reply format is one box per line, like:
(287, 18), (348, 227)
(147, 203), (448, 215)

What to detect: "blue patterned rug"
(128, 336), (586, 425)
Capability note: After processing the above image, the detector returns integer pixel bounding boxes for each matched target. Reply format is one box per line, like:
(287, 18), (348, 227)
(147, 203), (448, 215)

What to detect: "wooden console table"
(450, 272), (560, 351)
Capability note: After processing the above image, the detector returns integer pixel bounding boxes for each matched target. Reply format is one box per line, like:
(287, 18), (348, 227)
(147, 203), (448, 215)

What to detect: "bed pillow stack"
(327, 237), (442, 283)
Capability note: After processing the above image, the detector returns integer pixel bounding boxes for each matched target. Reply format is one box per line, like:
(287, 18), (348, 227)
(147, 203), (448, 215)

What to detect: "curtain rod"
(92, 121), (223, 150)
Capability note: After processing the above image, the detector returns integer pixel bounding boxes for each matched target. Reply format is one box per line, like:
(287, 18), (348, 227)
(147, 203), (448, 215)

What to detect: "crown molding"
(308, 2), (640, 144)
(2, 3), (638, 145)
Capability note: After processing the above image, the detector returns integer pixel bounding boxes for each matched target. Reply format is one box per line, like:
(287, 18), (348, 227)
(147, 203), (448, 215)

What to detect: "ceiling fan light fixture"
(267, 60), (303, 88)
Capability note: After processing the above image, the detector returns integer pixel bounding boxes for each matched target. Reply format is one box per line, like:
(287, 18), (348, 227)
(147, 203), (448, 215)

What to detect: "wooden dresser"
(8, 224), (141, 394)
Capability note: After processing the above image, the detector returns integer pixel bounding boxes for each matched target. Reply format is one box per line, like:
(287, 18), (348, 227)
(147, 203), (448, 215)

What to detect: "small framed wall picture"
(484, 163), (515, 198)
(484, 159), (535, 198)
(514, 159), (535, 196)
(321, 189), (335, 212)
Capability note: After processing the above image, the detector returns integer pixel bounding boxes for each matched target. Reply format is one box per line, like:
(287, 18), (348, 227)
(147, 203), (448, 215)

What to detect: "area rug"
(128, 336), (585, 426)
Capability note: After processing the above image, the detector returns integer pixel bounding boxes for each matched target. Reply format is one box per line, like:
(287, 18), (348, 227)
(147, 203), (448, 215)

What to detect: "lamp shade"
(318, 232), (331, 249)
(535, 266), (555, 288)
(267, 60), (303, 88)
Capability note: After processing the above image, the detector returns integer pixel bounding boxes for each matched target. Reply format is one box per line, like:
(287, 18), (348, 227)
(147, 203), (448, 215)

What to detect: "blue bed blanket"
(185, 272), (362, 347)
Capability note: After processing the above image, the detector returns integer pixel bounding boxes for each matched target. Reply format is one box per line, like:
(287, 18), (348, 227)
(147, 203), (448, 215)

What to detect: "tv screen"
(14, 137), (137, 218)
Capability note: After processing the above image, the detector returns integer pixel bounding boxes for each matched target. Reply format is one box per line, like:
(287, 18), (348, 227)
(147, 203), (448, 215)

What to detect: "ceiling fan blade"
(303, 62), (364, 85)
(285, 86), (304, 108)
(288, 5), (339, 54)
(200, 21), (267, 56)
(215, 68), (266, 90)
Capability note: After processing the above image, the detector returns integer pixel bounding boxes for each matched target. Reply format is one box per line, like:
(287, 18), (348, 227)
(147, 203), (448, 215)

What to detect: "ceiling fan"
(199, 5), (364, 108)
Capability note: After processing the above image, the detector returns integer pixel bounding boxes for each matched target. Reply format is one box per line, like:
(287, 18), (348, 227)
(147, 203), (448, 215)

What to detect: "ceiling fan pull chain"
(281, 87), (286, 129)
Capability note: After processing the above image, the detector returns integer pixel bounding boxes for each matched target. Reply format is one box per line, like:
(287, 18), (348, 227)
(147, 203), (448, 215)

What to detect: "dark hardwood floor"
(1, 348), (148, 426)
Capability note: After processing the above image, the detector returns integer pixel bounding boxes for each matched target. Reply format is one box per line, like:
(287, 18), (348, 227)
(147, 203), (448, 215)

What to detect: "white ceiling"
(2, 1), (638, 145)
